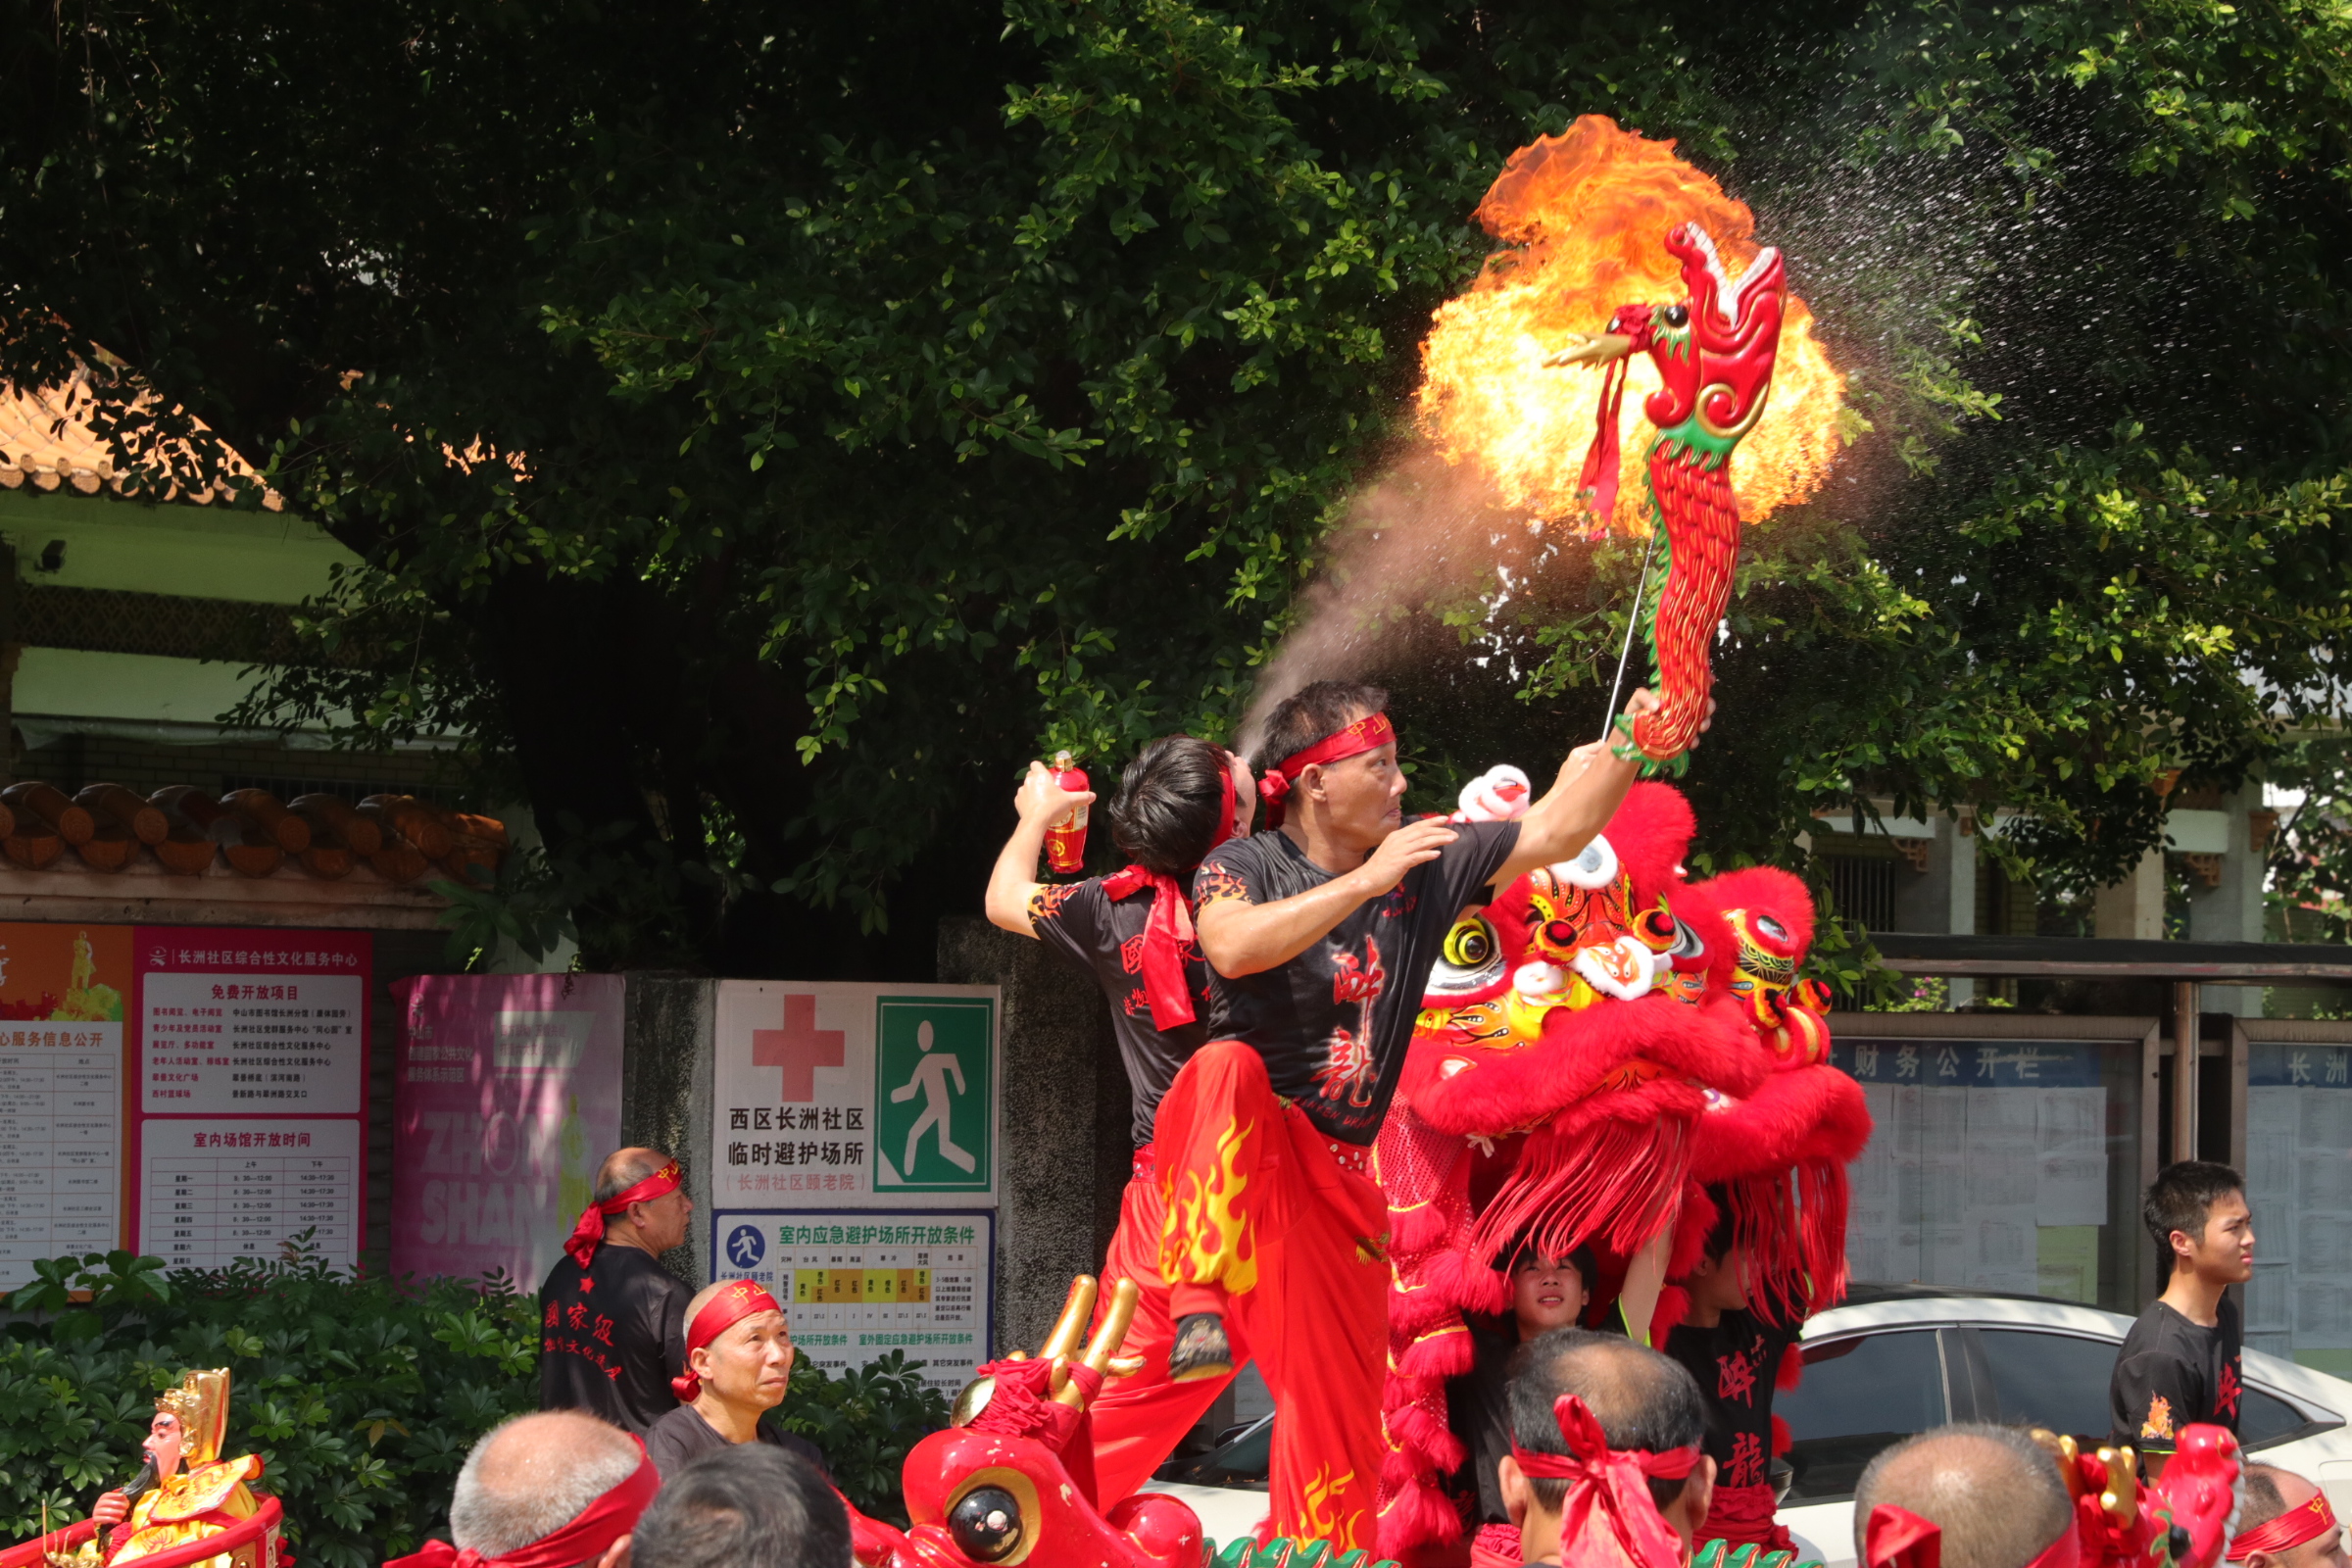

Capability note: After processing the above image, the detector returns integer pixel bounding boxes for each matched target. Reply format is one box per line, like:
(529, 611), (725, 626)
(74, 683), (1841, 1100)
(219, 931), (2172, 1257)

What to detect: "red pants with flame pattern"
(1086, 1146), (1250, 1505)
(1152, 1040), (1389, 1553)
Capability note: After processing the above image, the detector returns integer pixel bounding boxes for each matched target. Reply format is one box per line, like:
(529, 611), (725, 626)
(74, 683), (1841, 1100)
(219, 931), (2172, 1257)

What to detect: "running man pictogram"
(889, 1019), (977, 1174)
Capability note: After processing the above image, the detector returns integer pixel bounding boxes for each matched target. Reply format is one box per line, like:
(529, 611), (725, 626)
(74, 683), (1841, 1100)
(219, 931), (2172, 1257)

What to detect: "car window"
(1780, 1331), (1946, 1504)
(2241, 1385), (2315, 1448)
(1977, 1329), (2117, 1442)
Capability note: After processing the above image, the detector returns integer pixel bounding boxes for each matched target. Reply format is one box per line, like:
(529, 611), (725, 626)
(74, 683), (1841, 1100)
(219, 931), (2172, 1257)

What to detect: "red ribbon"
(671, 1280), (784, 1401)
(1509, 1394), (1698, 1568)
(1101, 865), (1200, 1030)
(1257, 712), (1396, 829)
(2231, 1494), (2341, 1561)
(1866, 1503), (2081, 1568)
(383, 1444), (657, 1568)
(966, 1356), (1102, 1453)
(561, 1158), (682, 1269)
(1579, 355), (1630, 529)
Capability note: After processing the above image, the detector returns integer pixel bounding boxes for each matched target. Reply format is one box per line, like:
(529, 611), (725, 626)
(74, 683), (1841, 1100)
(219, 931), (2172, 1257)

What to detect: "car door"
(1775, 1325), (1959, 1566)
(1967, 1325), (2339, 1450)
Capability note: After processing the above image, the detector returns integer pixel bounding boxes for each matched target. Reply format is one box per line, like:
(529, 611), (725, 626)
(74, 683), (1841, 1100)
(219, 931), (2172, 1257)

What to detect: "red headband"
(1257, 712), (1395, 829)
(2231, 1494), (2341, 1561)
(562, 1158), (682, 1268)
(1866, 1504), (2082, 1568)
(1510, 1394), (1700, 1568)
(671, 1280), (784, 1401)
(383, 1442), (657, 1568)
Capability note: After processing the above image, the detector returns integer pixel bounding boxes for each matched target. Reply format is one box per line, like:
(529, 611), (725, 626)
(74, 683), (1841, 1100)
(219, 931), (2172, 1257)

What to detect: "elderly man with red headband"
(539, 1148), (696, 1432)
(387, 1410), (656, 1568)
(2227, 1466), (2347, 1568)
(642, 1277), (826, 1480)
(1158, 677), (1662, 1547)
(982, 735), (1260, 1504)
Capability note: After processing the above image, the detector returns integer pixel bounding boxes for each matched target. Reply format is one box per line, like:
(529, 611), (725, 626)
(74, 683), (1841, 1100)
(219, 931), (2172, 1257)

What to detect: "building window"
(1822, 855), (1896, 934)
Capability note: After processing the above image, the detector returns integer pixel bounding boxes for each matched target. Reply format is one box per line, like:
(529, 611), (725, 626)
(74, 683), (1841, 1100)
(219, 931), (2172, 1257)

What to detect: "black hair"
(1852, 1425), (2073, 1568)
(1108, 736), (1233, 875)
(1507, 1240), (1598, 1289)
(1507, 1327), (1705, 1514)
(1699, 1186), (1738, 1264)
(1252, 680), (1390, 774)
(2143, 1160), (2246, 1272)
(631, 1444), (849, 1568)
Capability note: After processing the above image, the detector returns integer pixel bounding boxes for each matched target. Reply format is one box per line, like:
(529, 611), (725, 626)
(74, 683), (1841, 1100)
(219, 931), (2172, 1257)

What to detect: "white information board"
(141, 1117), (363, 1270)
(709, 1208), (992, 1396)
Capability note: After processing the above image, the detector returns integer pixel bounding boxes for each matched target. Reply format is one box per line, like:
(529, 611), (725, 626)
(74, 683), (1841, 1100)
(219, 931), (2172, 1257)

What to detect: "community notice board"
(0, 922), (370, 1290)
(708, 981), (1000, 1396)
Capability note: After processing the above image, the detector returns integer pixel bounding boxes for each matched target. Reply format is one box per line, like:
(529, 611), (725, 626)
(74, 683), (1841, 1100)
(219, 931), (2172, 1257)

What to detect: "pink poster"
(390, 973), (624, 1290)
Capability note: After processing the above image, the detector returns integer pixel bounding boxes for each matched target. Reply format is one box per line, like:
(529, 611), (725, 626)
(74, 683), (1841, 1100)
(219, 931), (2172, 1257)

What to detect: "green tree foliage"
(0, 0), (2342, 971)
(0, 1250), (943, 1565)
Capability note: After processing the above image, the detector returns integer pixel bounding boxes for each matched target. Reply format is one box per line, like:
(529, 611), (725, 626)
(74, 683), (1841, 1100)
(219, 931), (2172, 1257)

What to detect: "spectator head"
(1246, 680), (1400, 847)
(1109, 736), (1252, 874)
(1499, 1328), (1714, 1565)
(1852, 1425), (2073, 1568)
(679, 1279), (795, 1415)
(449, 1411), (653, 1568)
(1506, 1245), (1595, 1342)
(595, 1148), (693, 1255)
(2230, 1464), (2347, 1568)
(2144, 1161), (2255, 1285)
(630, 1445), (850, 1568)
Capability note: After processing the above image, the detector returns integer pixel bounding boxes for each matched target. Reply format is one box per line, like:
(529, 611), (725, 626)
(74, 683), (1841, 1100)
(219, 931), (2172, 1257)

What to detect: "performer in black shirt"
(982, 734), (1254, 1502)
(1661, 1198), (1802, 1550)
(2111, 1160), (2253, 1472)
(1162, 677), (1658, 1547)
(538, 1147), (695, 1432)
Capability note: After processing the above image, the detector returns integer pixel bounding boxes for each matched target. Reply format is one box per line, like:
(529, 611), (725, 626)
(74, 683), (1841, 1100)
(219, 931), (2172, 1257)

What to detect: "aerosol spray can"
(1044, 750), (1090, 873)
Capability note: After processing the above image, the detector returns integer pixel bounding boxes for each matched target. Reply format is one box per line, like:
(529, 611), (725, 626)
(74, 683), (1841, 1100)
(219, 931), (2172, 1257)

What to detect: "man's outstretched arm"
(1489, 690), (1682, 887)
(1195, 819), (1458, 977)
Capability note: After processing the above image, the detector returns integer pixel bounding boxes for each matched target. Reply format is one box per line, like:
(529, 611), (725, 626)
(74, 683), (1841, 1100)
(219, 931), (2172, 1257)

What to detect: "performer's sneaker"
(1168, 1312), (1234, 1382)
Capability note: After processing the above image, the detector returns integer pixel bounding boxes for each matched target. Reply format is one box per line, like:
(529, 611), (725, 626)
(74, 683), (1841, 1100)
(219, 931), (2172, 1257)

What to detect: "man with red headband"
(540, 1147), (696, 1432)
(1852, 1425), (2078, 1568)
(2229, 1466), (2347, 1568)
(1496, 1328), (1715, 1568)
(1160, 678), (1656, 1546)
(983, 735), (1259, 1501)
(387, 1410), (656, 1568)
(643, 1278), (826, 1480)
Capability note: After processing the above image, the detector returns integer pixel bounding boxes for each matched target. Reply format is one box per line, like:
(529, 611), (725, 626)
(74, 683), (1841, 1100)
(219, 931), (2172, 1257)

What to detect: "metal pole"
(2172, 979), (2200, 1164)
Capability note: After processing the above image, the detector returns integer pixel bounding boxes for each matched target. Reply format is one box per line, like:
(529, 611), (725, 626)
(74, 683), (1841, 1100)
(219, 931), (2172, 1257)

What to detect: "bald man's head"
(595, 1148), (671, 1203)
(1853, 1426), (2073, 1568)
(2234, 1465), (2348, 1568)
(451, 1411), (643, 1558)
(1509, 1328), (1707, 1511)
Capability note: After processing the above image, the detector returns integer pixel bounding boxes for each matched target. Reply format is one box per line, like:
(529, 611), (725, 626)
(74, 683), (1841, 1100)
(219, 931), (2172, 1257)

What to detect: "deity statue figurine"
(76, 1369), (266, 1568)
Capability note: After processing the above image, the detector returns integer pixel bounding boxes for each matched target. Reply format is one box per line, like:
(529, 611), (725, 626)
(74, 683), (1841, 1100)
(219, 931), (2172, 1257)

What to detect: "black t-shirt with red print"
(2109, 1296), (2242, 1454)
(1663, 1307), (1801, 1494)
(1029, 877), (1212, 1147)
(1191, 821), (1521, 1145)
(538, 1242), (690, 1434)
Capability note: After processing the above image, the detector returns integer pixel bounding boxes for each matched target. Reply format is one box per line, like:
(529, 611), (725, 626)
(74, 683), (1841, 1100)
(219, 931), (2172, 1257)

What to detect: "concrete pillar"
(2094, 847), (2167, 940)
(1890, 813), (1978, 1005)
(937, 917), (1130, 1356)
(2188, 783), (2269, 1017)
(620, 973), (717, 1289)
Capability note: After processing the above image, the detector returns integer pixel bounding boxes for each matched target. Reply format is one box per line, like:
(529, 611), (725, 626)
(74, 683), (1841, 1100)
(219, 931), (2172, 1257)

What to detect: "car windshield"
(1977, 1328), (2115, 1442)
(1780, 1330), (1946, 1503)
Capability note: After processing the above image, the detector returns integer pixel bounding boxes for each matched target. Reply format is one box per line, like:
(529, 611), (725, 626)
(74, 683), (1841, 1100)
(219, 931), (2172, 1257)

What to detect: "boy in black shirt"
(2109, 1159), (2255, 1473)
(1661, 1198), (1802, 1550)
(1163, 678), (1656, 1547)
(983, 734), (1255, 1503)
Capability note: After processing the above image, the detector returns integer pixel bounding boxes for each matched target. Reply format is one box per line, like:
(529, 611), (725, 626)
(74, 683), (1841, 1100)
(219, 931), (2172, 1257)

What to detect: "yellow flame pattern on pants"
(1159, 1117), (1258, 1295)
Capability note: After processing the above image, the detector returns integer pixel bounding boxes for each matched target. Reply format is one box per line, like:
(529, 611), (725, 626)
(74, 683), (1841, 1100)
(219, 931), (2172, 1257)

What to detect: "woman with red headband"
(1155, 678), (1662, 1549)
(983, 734), (1258, 1504)
(643, 1277), (827, 1481)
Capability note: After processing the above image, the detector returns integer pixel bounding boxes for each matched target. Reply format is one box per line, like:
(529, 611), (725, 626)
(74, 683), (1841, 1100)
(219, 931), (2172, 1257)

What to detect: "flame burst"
(1417, 116), (1845, 532)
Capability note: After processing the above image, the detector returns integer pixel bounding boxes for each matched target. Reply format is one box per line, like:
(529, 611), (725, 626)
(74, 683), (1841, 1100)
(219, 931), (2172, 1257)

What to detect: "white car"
(1142, 1285), (2352, 1564)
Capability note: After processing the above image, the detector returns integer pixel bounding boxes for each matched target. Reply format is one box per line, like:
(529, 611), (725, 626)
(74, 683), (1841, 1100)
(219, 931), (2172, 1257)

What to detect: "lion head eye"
(1446, 919), (1495, 968)
(949, 1488), (1025, 1562)
(1756, 913), (1789, 944)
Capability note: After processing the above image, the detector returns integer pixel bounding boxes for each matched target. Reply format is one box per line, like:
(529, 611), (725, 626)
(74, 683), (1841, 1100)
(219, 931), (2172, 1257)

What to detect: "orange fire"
(1417, 116), (1845, 533)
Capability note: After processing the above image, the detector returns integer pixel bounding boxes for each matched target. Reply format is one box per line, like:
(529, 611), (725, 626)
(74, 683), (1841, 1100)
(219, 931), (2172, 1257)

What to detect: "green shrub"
(0, 1249), (947, 1566)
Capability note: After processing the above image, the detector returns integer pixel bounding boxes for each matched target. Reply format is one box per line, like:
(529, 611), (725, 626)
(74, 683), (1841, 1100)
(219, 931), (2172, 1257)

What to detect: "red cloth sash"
(1102, 865), (1200, 1031)
(1257, 711), (1395, 829)
(1866, 1503), (2081, 1568)
(670, 1280), (783, 1401)
(2230, 1494), (2341, 1561)
(1510, 1394), (1699, 1568)
(561, 1158), (681, 1268)
(383, 1444), (657, 1568)
(1578, 356), (1631, 528)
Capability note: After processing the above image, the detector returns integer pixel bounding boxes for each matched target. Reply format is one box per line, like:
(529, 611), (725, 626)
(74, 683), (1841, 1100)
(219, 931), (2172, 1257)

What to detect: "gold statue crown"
(156, 1369), (230, 1466)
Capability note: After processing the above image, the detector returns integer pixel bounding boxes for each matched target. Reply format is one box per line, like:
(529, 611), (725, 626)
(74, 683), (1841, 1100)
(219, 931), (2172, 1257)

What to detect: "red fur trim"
(1771, 1413), (1791, 1456)
(1469, 1109), (1690, 1270)
(1399, 1330), (1475, 1380)
(1650, 1284), (1690, 1341)
(1776, 1341), (1805, 1392)
(1690, 1066), (1871, 1183)
(1425, 1249), (1512, 1314)
(1669, 1185), (1716, 1278)
(1409, 994), (1758, 1139)
(1390, 1285), (1463, 1338)
(1685, 865), (1815, 982)
(1605, 783), (1697, 905)
(1393, 1200), (1455, 1255)
(1376, 1478), (1467, 1558)
(1383, 1399), (1464, 1474)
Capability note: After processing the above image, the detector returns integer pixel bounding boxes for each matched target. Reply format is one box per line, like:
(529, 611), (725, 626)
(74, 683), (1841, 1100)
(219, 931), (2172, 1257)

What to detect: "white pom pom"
(1456, 764), (1535, 823)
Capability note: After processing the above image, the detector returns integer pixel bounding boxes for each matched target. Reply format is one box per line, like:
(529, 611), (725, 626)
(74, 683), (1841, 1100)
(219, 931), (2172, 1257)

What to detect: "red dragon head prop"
(1373, 780), (1869, 1561)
